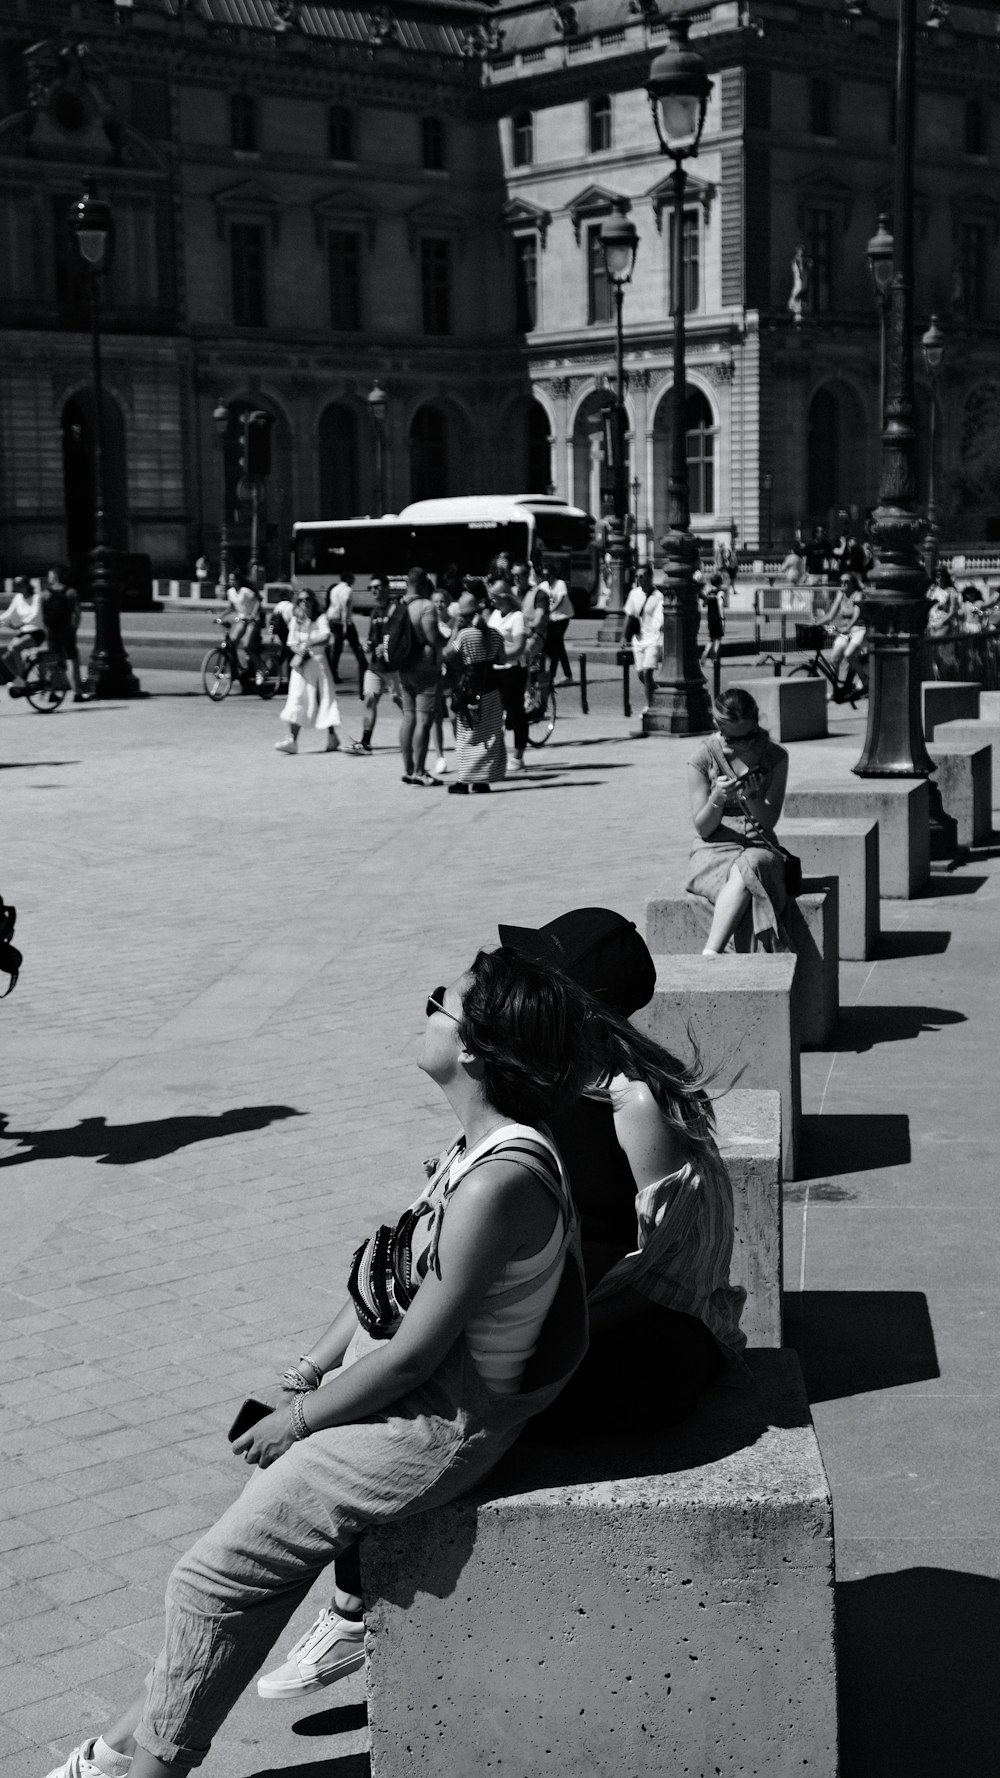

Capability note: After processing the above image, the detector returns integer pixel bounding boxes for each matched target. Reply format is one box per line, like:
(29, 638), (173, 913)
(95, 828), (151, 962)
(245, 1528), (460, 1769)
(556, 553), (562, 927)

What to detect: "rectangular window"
(804, 207), (833, 313)
(421, 116), (446, 171)
(109, 200), (159, 311)
(809, 77), (833, 137)
(230, 222), (266, 326)
(964, 99), (987, 157)
(328, 230), (362, 331)
(513, 233), (538, 332)
(130, 78), (171, 140)
(512, 111), (533, 167)
(959, 222), (988, 322)
(420, 236), (451, 334)
(0, 191), (37, 302)
(586, 223), (612, 324)
(230, 93), (257, 152)
(671, 208), (701, 314)
(589, 95), (612, 153)
(328, 105), (354, 161)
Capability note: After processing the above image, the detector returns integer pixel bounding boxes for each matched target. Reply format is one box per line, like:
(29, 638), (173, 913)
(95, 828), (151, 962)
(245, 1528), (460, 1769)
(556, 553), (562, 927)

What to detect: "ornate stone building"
(0, 0), (997, 579)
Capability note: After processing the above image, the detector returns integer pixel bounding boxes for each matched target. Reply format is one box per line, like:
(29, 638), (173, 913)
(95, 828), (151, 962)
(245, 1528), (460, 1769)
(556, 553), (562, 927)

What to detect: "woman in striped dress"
(499, 906), (747, 1440)
(443, 586), (506, 794)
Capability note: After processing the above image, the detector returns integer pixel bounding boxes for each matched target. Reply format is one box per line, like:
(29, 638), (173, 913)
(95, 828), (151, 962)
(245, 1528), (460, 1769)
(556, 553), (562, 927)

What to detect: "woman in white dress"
(275, 591), (342, 755)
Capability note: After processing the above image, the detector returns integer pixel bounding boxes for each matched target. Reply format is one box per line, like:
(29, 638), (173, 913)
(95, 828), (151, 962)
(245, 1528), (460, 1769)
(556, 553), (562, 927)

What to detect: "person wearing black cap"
(498, 907), (747, 1441)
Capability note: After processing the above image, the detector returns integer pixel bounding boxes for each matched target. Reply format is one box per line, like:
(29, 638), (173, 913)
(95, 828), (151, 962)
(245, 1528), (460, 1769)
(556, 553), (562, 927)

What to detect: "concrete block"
(634, 953), (800, 1178)
(927, 743), (993, 847)
(644, 890), (838, 1050)
(715, 1088), (782, 1347)
(729, 675), (828, 740)
(978, 690), (1000, 722)
(780, 818), (880, 960)
(921, 678), (980, 739)
(363, 1348), (837, 1778)
(783, 778), (929, 898)
(933, 720), (1000, 808)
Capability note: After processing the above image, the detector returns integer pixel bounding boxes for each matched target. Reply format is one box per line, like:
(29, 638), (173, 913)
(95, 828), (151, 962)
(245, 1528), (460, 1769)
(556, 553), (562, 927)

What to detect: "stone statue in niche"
(788, 246), (810, 324)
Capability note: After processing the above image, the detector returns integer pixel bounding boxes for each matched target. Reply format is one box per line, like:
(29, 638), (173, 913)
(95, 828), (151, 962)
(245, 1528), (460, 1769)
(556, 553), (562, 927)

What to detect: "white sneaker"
(257, 1608), (364, 1699)
(44, 1742), (105, 1778)
(508, 754), (525, 774)
(274, 737), (298, 755)
(433, 755), (448, 776)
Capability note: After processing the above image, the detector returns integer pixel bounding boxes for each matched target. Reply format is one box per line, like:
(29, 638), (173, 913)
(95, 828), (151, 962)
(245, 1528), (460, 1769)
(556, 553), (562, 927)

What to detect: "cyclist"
(226, 574), (264, 681)
(821, 572), (867, 690)
(1, 576), (45, 696)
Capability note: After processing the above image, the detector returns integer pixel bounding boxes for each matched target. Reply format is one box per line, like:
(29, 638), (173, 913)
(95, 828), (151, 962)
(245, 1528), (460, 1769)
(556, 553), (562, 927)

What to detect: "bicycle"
(201, 616), (283, 702)
(523, 656), (557, 747)
(0, 641), (69, 712)
(788, 625), (868, 708)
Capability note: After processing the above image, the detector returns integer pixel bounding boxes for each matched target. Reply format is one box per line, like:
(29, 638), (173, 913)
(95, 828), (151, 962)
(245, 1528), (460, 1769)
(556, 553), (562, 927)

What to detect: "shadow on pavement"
(0, 759), (79, 770)
(784, 1289), (939, 1402)
(876, 928), (951, 959)
(828, 1005), (966, 1052)
(293, 1703), (367, 1738)
(493, 780), (604, 792)
(924, 872), (988, 896)
(797, 1111), (911, 1176)
(0, 1104), (302, 1168)
(249, 1759), (369, 1777)
(837, 1568), (1000, 1777)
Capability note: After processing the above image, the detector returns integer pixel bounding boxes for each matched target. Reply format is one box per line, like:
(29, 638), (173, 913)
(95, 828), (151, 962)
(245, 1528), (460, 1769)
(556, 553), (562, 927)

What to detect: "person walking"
(699, 571), (725, 666)
(274, 591), (342, 755)
(325, 572), (354, 683)
(540, 555), (574, 684)
(685, 687), (790, 954)
(429, 587), (453, 777)
(42, 949), (597, 1766)
(488, 579), (529, 774)
(349, 577), (396, 755)
(396, 568), (444, 786)
(42, 566), (86, 700)
(622, 563), (663, 715)
(443, 585), (506, 794)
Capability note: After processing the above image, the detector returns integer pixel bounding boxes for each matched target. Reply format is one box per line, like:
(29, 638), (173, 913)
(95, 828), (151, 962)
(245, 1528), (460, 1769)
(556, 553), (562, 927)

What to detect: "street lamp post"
(854, 0), (933, 778)
(867, 212), (895, 429)
(367, 381), (388, 517)
(212, 398), (230, 594)
(599, 211), (639, 614)
(643, 14), (712, 735)
(763, 470), (774, 552)
(922, 314), (945, 581)
(68, 179), (140, 699)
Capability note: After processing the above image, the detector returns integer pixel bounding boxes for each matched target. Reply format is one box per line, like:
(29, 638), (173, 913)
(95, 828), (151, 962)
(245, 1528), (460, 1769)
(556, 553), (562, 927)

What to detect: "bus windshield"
(292, 518), (531, 584)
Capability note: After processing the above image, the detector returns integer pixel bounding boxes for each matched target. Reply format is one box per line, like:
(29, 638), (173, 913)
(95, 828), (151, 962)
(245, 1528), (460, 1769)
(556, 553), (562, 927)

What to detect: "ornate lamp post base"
(642, 528), (711, 736)
(853, 603), (932, 777)
(85, 543), (142, 700)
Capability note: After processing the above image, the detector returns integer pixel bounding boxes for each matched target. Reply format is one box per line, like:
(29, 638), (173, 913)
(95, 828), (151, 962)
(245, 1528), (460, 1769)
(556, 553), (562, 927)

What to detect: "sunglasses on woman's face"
(426, 985), (463, 1025)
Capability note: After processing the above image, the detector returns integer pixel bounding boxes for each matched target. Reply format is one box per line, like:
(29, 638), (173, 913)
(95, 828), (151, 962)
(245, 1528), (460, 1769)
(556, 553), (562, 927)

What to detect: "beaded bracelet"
(291, 1393), (311, 1441)
(281, 1367), (317, 1393)
(298, 1355), (323, 1384)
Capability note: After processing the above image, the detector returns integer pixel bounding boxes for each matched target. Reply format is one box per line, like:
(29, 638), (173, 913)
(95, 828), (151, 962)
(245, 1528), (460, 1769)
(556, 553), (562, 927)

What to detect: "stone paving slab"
(1, 678), (998, 1775)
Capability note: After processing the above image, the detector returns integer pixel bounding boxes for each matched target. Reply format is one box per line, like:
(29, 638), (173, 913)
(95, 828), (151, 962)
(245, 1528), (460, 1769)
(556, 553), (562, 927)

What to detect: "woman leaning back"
(43, 948), (599, 1778)
(685, 686), (790, 955)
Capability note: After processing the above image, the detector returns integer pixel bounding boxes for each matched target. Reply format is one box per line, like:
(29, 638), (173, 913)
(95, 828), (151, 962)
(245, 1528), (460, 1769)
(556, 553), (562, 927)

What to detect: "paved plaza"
(1, 670), (999, 1776)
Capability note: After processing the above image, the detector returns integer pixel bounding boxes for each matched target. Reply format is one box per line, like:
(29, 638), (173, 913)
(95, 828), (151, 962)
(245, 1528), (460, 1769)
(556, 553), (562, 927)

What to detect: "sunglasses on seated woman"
(426, 985), (463, 1025)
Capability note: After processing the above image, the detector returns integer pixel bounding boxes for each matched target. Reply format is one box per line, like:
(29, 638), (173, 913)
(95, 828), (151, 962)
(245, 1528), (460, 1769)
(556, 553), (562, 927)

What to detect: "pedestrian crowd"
(0, 567), (86, 700)
(255, 553), (575, 793)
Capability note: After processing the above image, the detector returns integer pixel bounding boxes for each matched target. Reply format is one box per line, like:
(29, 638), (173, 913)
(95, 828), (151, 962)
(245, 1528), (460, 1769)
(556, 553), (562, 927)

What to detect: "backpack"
(450, 657), (493, 726)
(381, 598), (425, 672)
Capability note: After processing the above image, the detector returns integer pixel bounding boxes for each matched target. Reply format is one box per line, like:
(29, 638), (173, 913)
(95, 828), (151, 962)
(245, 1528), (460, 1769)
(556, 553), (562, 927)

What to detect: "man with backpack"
(382, 566), (444, 785)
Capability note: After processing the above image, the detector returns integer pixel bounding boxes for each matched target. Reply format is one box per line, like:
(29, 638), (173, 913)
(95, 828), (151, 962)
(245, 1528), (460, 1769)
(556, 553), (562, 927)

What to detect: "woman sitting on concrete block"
(686, 687), (791, 954)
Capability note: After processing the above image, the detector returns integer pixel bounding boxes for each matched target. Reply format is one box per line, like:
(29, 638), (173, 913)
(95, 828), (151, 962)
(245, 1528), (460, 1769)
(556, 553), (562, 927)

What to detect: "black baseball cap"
(498, 907), (656, 1016)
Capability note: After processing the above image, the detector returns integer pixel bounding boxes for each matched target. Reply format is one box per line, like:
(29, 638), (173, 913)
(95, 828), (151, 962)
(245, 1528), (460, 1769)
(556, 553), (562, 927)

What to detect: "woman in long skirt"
(444, 586), (506, 794)
(275, 591), (342, 755)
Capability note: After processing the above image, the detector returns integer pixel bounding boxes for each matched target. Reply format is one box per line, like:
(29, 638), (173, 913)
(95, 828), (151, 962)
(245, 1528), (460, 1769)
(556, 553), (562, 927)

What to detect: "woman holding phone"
(44, 950), (596, 1778)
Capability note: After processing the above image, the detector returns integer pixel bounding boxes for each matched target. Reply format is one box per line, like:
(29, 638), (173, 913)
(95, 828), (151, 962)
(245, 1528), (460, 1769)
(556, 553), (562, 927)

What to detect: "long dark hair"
(460, 949), (601, 1125)
(589, 1002), (718, 1158)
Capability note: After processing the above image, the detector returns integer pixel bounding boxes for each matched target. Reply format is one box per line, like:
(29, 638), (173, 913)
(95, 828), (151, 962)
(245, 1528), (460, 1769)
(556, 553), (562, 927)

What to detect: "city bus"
(289, 496), (595, 612)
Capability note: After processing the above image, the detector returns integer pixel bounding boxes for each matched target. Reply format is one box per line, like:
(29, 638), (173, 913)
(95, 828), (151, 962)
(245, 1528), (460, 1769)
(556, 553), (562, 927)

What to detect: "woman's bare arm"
(689, 761), (734, 839)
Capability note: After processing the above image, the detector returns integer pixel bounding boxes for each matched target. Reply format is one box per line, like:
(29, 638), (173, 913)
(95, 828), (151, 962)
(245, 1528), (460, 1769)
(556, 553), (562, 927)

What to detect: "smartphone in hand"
(228, 1397), (272, 1445)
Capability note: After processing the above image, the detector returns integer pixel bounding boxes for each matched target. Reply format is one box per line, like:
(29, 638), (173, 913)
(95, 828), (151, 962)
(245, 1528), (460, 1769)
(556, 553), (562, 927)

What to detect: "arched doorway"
(62, 391), (128, 570)
(318, 403), (360, 518)
(526, 399), (552, 493)
(651, 386), (717, 532)
(572, 390), (625, 522)
(409, 403), (448, 501)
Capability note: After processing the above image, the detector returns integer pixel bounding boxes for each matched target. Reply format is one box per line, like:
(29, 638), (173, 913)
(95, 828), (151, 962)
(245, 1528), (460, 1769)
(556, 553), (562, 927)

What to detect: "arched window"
(588, 95), (612, 153)
(685, 390), (715, 514)
(410, 403), (449, 501)
(318, 403), (360, 518)
(512, 111), (534, 168)
(807, 387), (840, 520)
(526, 400), (552, 492)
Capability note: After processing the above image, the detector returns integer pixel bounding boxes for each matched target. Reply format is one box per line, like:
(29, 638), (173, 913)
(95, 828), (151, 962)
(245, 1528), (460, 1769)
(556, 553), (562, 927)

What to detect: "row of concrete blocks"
(361, 1092), (839, 1778)
(727, 675), (997, 748)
